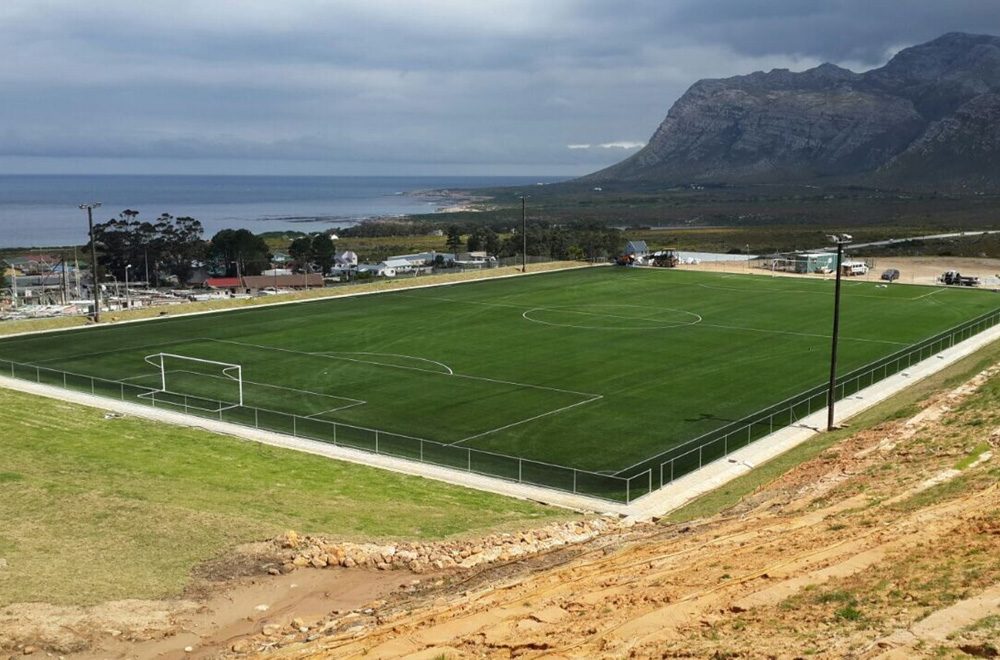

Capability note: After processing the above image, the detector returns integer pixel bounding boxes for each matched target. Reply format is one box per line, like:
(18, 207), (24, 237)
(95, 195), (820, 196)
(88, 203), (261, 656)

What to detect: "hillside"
(584, 32), (1000, 191)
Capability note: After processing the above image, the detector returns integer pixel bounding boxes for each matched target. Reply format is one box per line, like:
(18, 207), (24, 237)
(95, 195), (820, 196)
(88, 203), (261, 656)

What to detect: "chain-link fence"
(2, 306), (997, 504)
(613, 306), (1000, 488)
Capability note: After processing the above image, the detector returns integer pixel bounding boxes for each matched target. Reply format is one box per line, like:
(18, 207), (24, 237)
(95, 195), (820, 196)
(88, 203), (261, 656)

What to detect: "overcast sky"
(1, 0), (998, 177)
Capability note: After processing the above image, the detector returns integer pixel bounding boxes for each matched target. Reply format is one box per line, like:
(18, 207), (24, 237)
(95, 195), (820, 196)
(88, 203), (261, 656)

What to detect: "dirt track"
(258, 362), (1000, 659)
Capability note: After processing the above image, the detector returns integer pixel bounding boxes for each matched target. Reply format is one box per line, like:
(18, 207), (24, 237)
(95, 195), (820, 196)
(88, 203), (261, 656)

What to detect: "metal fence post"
(292, 416), (297, 437)
(467, 448), (472, 471)
(648, 469), (652, 494)
(419, 439), (423, 462)
(698, 445), (703, 467)
(573, 470), (577, 494)
(375, 430), (379, 453)
(518, 459), (522, 483)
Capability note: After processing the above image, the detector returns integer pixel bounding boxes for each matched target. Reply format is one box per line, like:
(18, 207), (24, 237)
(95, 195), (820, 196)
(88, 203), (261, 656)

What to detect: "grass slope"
(0, 268), (997, 477)
(0, 387), (565, 606)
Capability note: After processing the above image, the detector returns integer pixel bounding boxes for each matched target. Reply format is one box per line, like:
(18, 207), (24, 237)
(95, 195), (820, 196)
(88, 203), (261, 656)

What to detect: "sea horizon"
(0, 174), (566, 249)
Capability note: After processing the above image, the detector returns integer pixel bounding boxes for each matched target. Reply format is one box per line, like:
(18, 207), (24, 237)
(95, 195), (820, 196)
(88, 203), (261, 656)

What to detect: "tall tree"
(445, 225), (463, 254)
(209, 229), (271, 277)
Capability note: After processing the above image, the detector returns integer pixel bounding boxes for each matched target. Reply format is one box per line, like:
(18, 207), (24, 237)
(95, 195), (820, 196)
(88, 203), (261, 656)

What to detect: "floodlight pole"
(80, 203), (102, 322)
(521, 196), (527, 273)
(827, 236), (849, 432)
(124, 264), (132, 309)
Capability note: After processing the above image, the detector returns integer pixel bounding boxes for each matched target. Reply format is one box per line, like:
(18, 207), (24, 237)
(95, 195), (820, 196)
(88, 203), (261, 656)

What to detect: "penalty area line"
(450, 394), (603, 446)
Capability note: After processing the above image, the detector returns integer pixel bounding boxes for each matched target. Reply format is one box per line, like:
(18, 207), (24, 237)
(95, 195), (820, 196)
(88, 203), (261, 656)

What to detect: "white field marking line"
(135, 389), (238, 413)
(694, 281), (924, 301)
(29, 338), (195, 366)
(203, 337), (601, 399)
(303, 400), (368, 418)
(450, 394), (604, 446)
(522, 306), (702, 330)
(313, 351), (454, 375)
(397, 291), (703, 329)
(122, 368), (367, 410)
(700, 322), (910, 346)
(910, 287), (948, 300)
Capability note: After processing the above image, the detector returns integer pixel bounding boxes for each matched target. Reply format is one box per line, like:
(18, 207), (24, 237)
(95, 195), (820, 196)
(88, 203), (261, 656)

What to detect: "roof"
(204, 277), (242, 288)
(625, 240), (649, 253)
(242, 274), (324, 288)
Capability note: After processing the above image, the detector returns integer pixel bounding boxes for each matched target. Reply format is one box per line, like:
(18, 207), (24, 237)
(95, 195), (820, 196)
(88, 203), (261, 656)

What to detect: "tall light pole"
(80, 203), (102, 322)
(826, 233), (852, 432)
(520, 196), (527, 273)
(124, 264), (132, 310)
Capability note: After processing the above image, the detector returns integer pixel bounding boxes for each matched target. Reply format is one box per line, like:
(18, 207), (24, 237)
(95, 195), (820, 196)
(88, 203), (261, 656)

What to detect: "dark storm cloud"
(0, 1), (998, 174)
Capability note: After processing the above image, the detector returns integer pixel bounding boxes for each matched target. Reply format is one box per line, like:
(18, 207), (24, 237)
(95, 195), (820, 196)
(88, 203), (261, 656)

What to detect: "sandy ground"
(253, 361), (1000, 659)
(686, 254), (1000, 287)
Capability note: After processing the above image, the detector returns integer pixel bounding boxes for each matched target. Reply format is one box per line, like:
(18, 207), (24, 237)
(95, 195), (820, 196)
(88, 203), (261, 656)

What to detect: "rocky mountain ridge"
(584, 32), (1000, 190)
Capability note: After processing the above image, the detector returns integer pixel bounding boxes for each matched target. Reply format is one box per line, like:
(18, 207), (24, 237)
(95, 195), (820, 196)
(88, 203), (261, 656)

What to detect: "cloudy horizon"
(2, 1), (999, 177)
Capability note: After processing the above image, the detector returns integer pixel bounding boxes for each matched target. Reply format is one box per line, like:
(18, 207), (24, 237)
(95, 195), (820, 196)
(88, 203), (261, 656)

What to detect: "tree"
(209, 229), (271, 277)
(466, 226), (500, 254)
(90, 210), (205, 286)
(310, 233), (337, 274)
(288, 236), (313, 271)
(445, 225), (463, 254)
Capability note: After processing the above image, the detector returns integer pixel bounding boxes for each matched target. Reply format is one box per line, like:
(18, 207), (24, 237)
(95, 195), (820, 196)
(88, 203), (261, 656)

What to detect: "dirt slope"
(262, 363), (1000, 659)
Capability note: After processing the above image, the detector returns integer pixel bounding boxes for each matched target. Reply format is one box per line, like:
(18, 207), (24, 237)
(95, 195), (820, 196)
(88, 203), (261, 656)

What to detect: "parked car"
(881, 268), (900, 282)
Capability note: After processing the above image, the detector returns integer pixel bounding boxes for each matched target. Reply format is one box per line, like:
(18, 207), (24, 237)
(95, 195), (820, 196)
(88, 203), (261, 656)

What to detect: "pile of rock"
(273, 517), (634, 575)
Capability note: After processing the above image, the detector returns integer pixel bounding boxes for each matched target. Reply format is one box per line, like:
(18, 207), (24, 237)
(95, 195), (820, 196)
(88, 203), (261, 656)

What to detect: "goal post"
(141, 352), (244, 410)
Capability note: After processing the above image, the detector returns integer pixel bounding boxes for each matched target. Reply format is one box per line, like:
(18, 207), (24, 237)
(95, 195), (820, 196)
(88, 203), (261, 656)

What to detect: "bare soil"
(686, 254), (1000, 287)
(3, 359), (999, 659)
(255, 361), (1000, 659)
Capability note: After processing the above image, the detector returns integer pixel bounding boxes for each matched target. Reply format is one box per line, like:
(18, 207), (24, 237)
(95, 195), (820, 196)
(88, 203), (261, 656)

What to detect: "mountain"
(583, 33), (1000, 190)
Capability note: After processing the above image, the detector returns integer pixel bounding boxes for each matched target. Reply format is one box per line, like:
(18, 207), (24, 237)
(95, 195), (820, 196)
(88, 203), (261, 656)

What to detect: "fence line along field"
(0, 267), (997, 499)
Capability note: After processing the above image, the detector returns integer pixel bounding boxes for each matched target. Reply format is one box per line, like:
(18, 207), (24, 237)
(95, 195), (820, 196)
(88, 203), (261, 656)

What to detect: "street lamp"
(124, 264), (132, 310)
(80, 203), (102, 321)
(826, 233), (853, 432)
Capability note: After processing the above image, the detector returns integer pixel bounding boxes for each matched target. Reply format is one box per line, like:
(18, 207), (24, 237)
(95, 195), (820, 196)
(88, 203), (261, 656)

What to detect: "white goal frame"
(141, 352), (244, 408)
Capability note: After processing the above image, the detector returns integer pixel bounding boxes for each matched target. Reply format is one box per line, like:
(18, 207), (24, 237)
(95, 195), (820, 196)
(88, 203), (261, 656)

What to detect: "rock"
(310, 556), (328, 569)
(262, 624), (282, 636)
(231, 639), (252, 653)
(280, 562), (296, 574)
(22, 646), (37, 655)
(282, 531), (301, 548)
(292, 556), (310, 567)
(267, 567), (280, 576)
(183, 646), (193, 653)
(583, 33), (1000, 192)
(343, 557), (357, 568)
(409, 559), (427, 573)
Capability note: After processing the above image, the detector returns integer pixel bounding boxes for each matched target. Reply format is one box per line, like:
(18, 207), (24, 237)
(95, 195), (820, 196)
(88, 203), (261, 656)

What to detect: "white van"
(841, 261), (869, 276)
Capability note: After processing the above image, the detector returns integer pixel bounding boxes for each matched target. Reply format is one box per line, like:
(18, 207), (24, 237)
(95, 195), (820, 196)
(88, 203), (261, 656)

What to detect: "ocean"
(0, 174), (563, 248)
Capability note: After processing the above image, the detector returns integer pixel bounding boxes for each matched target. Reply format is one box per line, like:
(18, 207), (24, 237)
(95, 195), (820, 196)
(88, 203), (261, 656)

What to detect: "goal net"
(138, 353), (244, 412)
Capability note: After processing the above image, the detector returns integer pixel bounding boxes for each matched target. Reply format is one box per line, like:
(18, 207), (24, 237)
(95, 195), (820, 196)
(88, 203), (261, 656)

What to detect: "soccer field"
(1, 267), (998, 500)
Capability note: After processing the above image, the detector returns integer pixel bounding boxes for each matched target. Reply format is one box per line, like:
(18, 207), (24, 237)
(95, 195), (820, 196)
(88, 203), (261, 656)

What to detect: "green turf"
(0, 267), (997, 492)
(0, 386), (566, 606)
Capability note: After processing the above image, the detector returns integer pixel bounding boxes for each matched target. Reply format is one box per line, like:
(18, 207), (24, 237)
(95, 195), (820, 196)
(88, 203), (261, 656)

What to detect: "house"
(335, 251), (359, 268)
(242, 274), (324, 291)
(271, 251), (291, 265)
(204, 277), (242, 292)
(790, 252), (838, 274)
(624, 240), (649, 257)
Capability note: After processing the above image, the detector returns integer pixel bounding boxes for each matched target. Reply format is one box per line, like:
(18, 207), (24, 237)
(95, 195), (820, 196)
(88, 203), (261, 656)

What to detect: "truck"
(940, 271), (980, 287)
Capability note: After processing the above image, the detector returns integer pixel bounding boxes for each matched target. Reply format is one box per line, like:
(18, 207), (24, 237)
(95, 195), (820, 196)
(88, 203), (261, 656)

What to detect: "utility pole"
(826, 234), (852, 432)
(80, 203), (102, 321)
(125, 264), (132, 309)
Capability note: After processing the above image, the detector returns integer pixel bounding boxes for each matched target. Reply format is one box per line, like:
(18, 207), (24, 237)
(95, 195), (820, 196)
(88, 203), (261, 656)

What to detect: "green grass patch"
(0, 386), (567, 606)
(955, 442), (991, 470)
